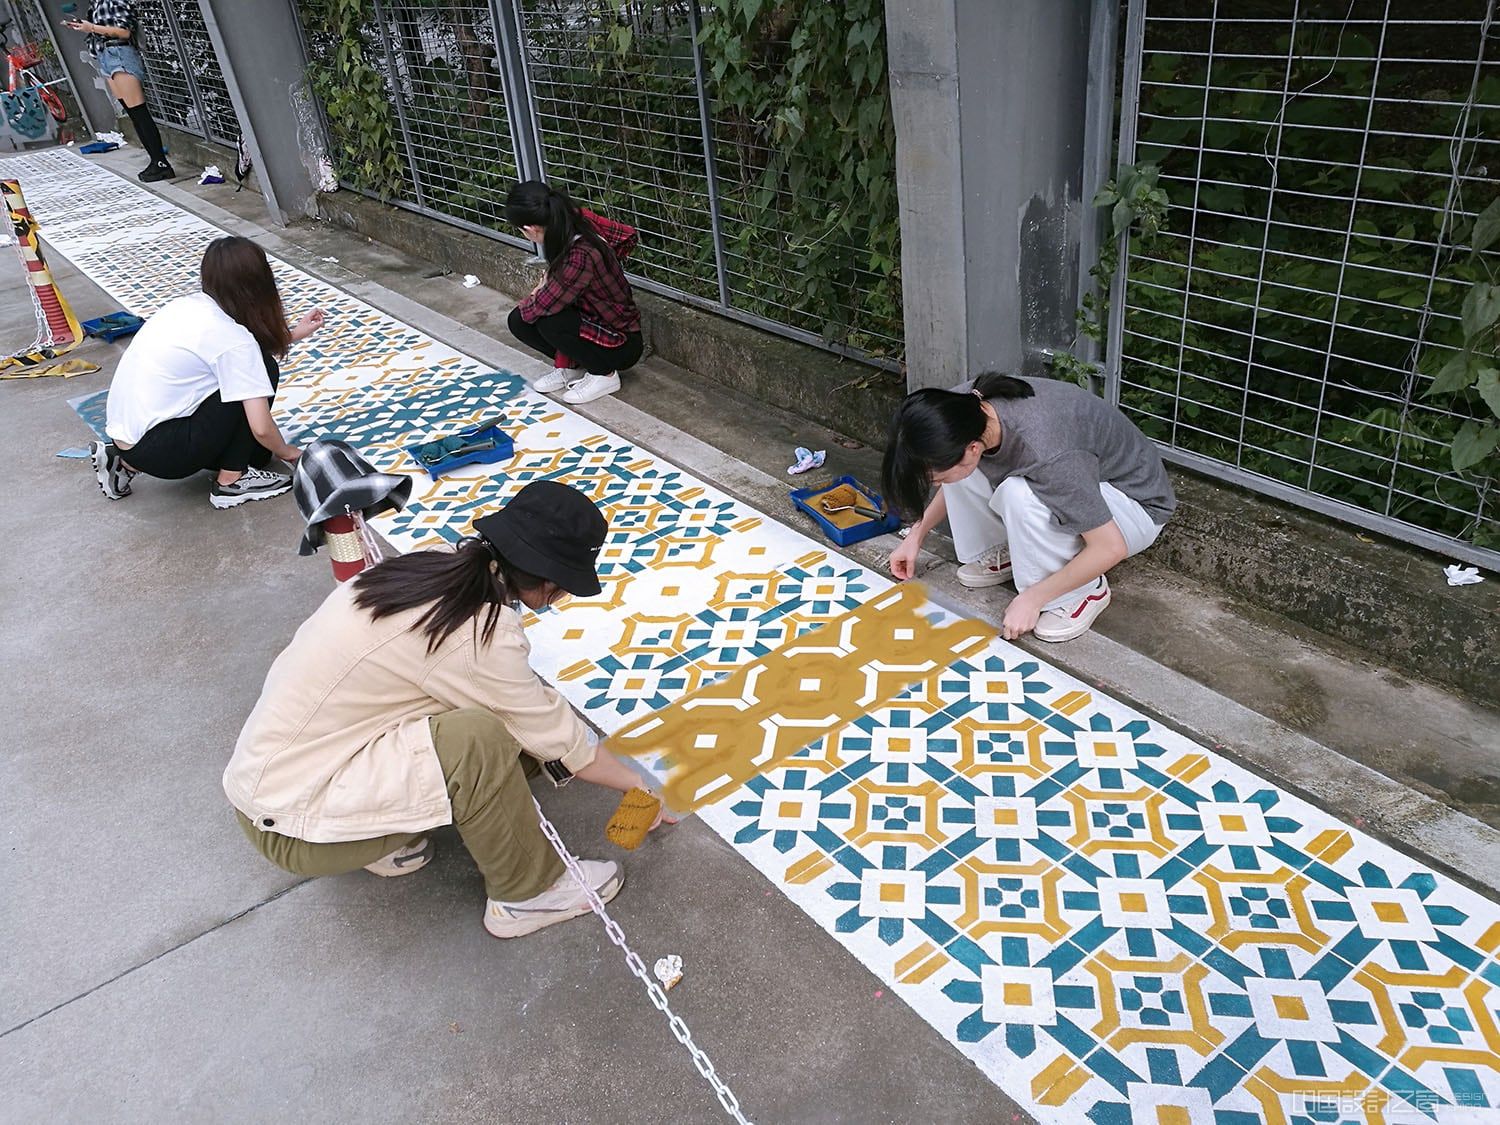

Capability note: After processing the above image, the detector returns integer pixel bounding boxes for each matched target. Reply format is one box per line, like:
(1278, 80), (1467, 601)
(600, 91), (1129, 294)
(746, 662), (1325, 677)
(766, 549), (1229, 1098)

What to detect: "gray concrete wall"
(196, 0), (316, 222)
(887, 0), (1092, 389)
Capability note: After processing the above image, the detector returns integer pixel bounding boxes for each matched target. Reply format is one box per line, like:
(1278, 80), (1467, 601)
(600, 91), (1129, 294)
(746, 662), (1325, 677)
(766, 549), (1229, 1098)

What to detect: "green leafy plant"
(1423, 195), (1500, 471)
(1051, 162), (1171, 388)
(297, 0), (406, 200)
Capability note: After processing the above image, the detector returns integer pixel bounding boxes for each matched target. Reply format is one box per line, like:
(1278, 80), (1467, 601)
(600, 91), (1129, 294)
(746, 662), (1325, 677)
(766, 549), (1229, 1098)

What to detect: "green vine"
(1423, 195), (1500, 471)
(1050, 162), (1171, 387)
(297, 0), (405, 200)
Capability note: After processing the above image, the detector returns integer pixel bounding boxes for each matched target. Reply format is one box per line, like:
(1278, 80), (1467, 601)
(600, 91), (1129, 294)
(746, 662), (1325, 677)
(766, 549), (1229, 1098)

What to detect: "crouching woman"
(883, 373), (1176, 642)
(223, 481), (667, 939)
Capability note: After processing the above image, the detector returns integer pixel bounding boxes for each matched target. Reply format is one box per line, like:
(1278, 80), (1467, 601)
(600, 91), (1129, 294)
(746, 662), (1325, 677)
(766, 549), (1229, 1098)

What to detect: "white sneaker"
(484, 859), (622, 939)
(956, 546), (1013, 588)
(532, 366), (580, 394)
(89, 439), (136, 500)
(363, 837), (433, 877)
(1033, 576), (1111, 642)
(560, 372), (620, 405)
(210, 466), (292, 509)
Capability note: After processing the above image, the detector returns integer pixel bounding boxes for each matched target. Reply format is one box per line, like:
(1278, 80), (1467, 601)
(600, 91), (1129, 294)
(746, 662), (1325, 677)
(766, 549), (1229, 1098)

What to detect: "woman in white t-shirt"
(90, 236), (324, 509)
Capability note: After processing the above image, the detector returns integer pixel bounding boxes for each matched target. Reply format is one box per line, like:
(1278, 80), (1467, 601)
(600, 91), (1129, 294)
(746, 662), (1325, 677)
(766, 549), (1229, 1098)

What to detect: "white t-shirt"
(105, 292), (276, 446)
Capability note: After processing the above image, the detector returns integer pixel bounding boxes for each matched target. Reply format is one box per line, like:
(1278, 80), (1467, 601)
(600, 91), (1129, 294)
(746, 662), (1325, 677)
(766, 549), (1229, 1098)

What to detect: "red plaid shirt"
(517, 208), (640, 350)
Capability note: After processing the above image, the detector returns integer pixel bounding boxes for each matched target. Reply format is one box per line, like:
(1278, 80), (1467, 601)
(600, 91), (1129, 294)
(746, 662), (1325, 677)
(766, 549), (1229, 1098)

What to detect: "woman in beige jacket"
(224, 481), (667, 939)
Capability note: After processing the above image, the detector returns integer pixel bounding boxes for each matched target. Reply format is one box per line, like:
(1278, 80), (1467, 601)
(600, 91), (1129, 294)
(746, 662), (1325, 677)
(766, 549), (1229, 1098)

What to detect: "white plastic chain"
(530, 798), (753, 1125)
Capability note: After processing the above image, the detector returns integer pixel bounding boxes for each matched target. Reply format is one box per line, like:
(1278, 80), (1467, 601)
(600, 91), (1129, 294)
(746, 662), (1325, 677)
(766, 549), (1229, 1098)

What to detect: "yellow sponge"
(606, 787), (662, 851)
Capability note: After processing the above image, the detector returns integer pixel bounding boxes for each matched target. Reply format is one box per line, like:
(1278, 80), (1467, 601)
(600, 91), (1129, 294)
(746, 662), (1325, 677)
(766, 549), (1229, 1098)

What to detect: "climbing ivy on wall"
(298, 0), (405, 200)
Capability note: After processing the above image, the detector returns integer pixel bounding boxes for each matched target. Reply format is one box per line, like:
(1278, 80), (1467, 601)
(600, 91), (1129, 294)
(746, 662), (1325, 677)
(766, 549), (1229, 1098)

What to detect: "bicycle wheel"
(39, 85), (66, 123)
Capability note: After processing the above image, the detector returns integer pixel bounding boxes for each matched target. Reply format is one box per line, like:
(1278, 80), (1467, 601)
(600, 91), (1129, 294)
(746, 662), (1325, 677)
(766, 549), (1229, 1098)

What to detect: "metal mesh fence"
(167, 1), (238, 145)
(700, 7), (903, 357)
(295, 0), (903, 365)
(516, 0), (718, 302)
(132, 1), (201, 136)
(1114, 0), (1500, 565)
(374, 0), (520, 233)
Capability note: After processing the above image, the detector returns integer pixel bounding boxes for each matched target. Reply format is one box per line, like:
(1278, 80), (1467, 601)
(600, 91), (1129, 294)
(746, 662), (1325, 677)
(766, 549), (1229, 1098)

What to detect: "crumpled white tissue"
(1443, 564), (1485, 587)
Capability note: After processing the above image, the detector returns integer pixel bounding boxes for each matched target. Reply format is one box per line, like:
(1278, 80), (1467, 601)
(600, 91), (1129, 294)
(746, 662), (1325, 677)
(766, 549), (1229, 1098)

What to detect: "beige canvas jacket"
(223, 582), (597, 843)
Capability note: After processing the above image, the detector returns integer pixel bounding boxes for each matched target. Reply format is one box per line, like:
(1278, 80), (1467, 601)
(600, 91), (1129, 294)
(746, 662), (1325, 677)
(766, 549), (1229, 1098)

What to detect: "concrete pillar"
(196, 0), (318, 223)
(885, 0), (1093, 390)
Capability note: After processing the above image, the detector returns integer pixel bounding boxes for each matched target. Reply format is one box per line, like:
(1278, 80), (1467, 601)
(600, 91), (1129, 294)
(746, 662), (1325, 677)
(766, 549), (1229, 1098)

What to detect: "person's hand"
(649, 799), (678, 832)
(1001, 589), (1042, 641)
(63, 19), (90, 31)
(280, 445), (302, 463)
(889, 533), (921, 581)
(529, 275), (547, 296)
(291, 308), (325, 341)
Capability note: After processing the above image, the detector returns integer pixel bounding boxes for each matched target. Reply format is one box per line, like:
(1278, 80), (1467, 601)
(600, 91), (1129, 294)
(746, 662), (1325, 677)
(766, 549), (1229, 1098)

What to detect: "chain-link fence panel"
(1112, 0), (1500, 566)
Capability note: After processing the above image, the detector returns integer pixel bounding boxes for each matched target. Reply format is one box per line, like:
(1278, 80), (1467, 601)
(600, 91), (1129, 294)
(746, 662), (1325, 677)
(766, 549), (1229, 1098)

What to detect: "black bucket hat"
(472, 480), (608, 597)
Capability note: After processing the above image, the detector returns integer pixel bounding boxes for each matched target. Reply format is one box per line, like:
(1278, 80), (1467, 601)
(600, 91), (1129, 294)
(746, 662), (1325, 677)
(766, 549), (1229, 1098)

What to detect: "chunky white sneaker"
(210, 466), (292, 509)
(90, 440), (136, 500)
(484, 859), (622, 939)
(363, 837), (433, 877)
(560, 371), (620, 404)
(1033, 576), (1112, 642)
(956, 546), (1013, 588)
(532, 366), (580, 394)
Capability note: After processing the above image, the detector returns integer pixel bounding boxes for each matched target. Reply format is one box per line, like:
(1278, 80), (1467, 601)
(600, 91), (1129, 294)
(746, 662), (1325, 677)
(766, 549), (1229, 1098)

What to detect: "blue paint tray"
(790, 475), (900, 546)
(81, 312), (144, 341)
(407, 419), (514, 480)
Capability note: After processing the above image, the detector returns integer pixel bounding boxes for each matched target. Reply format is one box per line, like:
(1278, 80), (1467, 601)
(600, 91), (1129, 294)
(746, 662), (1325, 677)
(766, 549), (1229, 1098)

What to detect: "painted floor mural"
(6, 148), (1498, 1124)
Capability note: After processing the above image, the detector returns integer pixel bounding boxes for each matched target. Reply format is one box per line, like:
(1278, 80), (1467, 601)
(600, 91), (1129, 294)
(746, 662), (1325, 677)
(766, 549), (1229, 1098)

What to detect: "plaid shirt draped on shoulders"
(515, 208), (641, 349)
(87, 0), (136, 54)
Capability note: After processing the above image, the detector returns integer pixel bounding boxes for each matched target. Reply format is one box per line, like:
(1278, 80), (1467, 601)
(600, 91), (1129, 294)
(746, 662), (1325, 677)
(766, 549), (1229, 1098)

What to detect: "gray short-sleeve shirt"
(958, 376), (1177, 535)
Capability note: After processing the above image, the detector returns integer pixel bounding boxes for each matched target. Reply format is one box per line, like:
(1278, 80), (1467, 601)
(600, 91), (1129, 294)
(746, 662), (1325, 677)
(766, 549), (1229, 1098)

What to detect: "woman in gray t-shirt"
(883, 372), (1175, 642)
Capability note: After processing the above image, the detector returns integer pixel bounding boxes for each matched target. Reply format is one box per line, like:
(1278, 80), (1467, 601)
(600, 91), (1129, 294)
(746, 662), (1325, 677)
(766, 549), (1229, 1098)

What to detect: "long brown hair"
(200, 236), (292, 357)
(351, 538), (547, 654)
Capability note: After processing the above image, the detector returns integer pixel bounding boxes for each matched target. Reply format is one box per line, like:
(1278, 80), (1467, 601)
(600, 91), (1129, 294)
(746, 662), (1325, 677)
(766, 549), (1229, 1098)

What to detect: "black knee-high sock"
(124, 103), (167, 164)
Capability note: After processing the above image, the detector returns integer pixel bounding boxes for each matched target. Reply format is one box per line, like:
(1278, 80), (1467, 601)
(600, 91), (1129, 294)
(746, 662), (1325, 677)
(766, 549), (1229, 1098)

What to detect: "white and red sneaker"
(1034, 576), (1111, 642)
(956, 546), (1013, 588)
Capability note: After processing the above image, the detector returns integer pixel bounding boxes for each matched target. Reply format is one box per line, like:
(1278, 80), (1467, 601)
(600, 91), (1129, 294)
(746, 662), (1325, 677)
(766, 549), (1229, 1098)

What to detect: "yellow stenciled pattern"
(608, 583), (995, 812)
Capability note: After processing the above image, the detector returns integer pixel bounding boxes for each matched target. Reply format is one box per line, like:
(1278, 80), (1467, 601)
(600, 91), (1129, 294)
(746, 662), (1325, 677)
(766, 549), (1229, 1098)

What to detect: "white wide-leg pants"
(941, 472), (1164, 611)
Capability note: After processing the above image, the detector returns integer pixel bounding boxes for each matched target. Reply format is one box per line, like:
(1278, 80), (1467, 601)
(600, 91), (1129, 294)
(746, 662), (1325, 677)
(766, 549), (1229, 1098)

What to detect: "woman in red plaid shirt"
(505, 181), (643, 405)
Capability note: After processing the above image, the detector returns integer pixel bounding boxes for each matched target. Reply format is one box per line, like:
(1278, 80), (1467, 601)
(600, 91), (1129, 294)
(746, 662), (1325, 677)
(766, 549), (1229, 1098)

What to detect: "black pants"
(507, 306), (643, 376)
(123, 393), (273, 479)
(123, 356), (281, 479)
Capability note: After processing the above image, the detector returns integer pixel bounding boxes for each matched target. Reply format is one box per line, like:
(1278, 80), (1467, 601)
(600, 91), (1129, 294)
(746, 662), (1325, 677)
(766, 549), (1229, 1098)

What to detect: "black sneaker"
(210, 466), (291, 509)
(89, 439), (136, 500)
(138, 159), (176, 183)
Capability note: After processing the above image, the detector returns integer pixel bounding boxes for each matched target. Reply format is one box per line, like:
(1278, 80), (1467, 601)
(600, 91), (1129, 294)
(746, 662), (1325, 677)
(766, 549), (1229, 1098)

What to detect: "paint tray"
(790, 474), (900, 547)
(81, 312), (144, 342)
(406, 419), (515, 480)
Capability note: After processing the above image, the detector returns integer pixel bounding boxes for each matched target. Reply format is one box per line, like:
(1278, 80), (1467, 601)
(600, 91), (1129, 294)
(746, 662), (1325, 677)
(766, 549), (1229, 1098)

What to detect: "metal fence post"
(490, 0), (542, 183)
(686, 0), (730, 310)
(1076, 0), (1118, 394)
(368, 0), (426, 208)
(1102, 0), (1145, 408)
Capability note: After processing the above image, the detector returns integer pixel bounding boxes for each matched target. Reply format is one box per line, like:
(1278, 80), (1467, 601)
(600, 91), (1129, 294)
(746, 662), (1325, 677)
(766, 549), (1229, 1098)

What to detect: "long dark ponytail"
(505, 180), (617, 277)
(351, 538), (546, 653)
(881, 372), (1034, 520)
